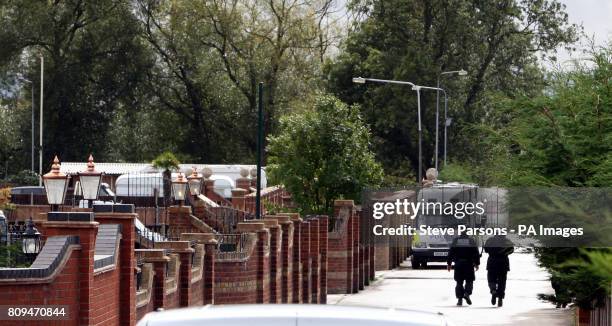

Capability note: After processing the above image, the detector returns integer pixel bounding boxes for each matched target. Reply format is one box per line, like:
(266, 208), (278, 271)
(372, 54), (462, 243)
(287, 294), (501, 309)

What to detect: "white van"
(115, 173), (235, 199)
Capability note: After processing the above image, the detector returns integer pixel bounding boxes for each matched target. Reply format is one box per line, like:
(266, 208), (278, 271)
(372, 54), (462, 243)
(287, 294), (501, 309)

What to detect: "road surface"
(328, 251), (573, 325)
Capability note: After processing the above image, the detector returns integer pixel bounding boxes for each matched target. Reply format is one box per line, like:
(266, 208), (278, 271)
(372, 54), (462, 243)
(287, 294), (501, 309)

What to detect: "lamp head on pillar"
(42, 156), (70, 210)
(22, 217), (41, 255)
(78, 154), (104, 205)
(187, 167), (202, 196)
(172, 172), (188, 204)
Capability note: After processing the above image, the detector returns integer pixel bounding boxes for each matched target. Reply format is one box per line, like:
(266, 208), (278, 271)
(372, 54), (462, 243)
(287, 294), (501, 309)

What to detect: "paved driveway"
(329, 252), (573, 326)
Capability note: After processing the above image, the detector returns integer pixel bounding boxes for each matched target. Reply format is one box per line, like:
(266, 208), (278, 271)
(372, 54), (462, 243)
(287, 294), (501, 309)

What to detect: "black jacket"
(484, 235), (514, 272)
(447, 235), (480, 281)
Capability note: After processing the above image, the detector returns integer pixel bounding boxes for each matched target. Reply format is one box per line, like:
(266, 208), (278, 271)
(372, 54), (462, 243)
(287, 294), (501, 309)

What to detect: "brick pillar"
(231, 189), (247, 211)
(203, 239), (217, 304)
(300, 219), (311, 303)
(151, 241), (194, 307)
(369, 242), (375, 281)
(347, 206), (355, 293)
(270, 215), (293, 303)
(359, 244), (365, 290)
(192, 198), (206, 219)
(352, 209), (360, 293)
(288, 215), (302, 303)
(235, 177), (251, 193)
(318, 215), (328, 303)
(236, 222), (270, 303)
(139, 250), (170, 310)
(180, 233), (218, 305)
(155, 259), (170, 309)
(262, 219), (282, 304)
(308, 217), (320, 303)
(202, 179), (215, 198)
(167, 205), (193, 230)
(95, 210), (137, 326)
(43, 213), (98, 325)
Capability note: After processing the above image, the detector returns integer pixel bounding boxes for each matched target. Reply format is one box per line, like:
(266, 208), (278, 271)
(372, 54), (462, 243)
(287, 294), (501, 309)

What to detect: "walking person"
(484, 234), (514, 307)
(447, 233), (480, 306)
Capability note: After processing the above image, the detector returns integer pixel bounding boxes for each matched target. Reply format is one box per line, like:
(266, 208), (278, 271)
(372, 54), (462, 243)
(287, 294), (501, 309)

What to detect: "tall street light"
(39, 55), (44, 186)
(353, 77), (444, 183)
(436, 69), (467, 170)
(255, 82), (264, 219)
(18, 78), (35, 172)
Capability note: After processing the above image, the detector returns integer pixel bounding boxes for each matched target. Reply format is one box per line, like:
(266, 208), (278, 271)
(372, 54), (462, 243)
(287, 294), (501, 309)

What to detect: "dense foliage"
(471, 45), (611, 309)
(326, 0), (578, 177)
(0, 0), (337, 172)
(267, 95), (383, 215)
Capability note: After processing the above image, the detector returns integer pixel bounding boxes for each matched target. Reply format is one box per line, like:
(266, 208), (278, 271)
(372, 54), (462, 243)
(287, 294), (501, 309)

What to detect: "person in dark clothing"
(484, 234), (514, 307)
(447, 233), (480, 306)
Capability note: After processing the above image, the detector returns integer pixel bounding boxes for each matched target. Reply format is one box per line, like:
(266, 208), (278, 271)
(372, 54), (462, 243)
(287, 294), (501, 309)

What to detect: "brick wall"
(262, 219), (282, 304)
(91, 265), (121, 325)
(308, 217), (321, 303)
(300, 219), (311, 303)
(214, 230), (259, 304)
(289, 215), (303, 303)
(328, 200), (354, 294)
(1, 201), (338, 326)
(0, 246), (81, 326)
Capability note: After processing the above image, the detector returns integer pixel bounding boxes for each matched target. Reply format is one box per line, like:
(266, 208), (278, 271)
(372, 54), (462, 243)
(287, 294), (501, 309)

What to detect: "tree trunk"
(163, 169), (172, 207)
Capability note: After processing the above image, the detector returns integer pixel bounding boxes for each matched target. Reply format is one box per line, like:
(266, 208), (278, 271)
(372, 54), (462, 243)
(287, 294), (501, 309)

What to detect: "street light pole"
(19, 78), (35, 172)
(436, 69), (467, 170)
(38, 56), (44, 186)
(255, 82), (263, 220)
(415, 87), (422, 183)
(352, 77), (443, 184)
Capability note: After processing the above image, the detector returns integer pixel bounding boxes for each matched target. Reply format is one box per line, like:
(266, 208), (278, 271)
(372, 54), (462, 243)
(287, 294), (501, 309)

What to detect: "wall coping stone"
(236, 222), (265, 232)
(180, 233), (217, 244)
(0, 235), (79, 281)
(94, 224), (121, 270)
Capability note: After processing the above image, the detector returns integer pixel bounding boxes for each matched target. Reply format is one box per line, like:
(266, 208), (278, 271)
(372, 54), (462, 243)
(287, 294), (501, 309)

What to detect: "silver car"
(137, 305), (456, 326)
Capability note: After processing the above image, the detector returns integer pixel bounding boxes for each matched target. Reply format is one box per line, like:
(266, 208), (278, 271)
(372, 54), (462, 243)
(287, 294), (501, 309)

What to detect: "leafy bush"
(438, 162), (475, 183)
(268, 94), (383, 215)
(7, 170), (39, 186)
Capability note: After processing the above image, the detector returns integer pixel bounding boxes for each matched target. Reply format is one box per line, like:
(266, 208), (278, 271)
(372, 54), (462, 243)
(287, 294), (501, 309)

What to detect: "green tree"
(267, 94), (383, 215)
(326, 0), (578, 178)
(134, 0), (337, 162)
(0, 0), (152, 166)
(476, 44), (612, 309)
(477, 44), (611, 187)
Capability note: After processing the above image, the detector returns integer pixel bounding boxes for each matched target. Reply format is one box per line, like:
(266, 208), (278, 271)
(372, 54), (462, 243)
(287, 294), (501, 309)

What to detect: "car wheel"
(420, 261), (428, 269)
(411, 258), (420, 269)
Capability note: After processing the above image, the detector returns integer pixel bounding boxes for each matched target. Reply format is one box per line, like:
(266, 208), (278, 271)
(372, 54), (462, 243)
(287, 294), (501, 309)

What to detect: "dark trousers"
(455, 278), (473, 299)
(487, 270), (508, 299)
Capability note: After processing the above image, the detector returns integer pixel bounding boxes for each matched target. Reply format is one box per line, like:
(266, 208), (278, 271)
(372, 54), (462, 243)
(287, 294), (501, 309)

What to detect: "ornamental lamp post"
(78, 154), (103, 208)
(172, 172), (188, 206)
(22, 217), (41, 256)
(42, 156), (70, 211)
(187, 167), (203, 197)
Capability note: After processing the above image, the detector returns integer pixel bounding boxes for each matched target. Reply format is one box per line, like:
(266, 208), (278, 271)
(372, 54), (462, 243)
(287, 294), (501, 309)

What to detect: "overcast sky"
(554, 0), (612, 63)
(333, 0), (612, 66)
